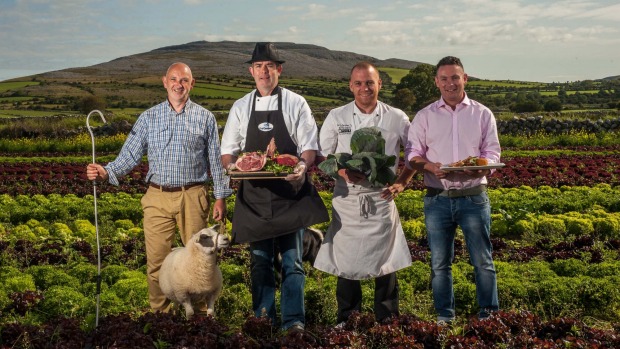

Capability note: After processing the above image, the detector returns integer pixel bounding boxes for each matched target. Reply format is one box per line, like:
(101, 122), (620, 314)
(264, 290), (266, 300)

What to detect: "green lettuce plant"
(318, 127), (397, 186)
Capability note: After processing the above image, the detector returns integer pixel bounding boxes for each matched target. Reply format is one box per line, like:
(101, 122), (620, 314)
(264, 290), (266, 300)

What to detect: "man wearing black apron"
(221, 42), (328, 332)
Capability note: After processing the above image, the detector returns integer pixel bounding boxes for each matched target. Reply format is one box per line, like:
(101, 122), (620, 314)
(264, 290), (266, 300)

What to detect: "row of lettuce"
(4, 151), (620, 196)
(6, 185), (620, 240)
(3, 128), (620, 153)
(1, 185), (620, 329)
(2, 256), (619, 332)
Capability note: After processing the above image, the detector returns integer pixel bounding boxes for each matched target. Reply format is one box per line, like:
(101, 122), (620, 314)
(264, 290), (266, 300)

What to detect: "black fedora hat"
(246, 42), (285, 64)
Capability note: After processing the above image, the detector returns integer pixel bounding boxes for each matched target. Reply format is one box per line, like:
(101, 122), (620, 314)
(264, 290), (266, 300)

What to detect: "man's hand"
(226, 162), (237, 172)
(381, 167), (416, 201)
(86, 164), (108, 181)
(221, 154), (237, 173)
(424, 162), (448, 179)
(212, 199), (227, 222)
(381, 183), (405, 202)
(285, 160), (307, 184)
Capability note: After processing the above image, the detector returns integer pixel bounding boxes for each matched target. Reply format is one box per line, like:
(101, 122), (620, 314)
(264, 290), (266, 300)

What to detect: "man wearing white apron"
(314, 62), (416, 325)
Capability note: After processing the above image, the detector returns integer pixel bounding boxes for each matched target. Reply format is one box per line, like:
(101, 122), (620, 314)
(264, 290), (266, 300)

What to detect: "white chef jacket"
(220, 87), (319, 156)
(314, 101), (413, 280)
(319, 101), (412, 172)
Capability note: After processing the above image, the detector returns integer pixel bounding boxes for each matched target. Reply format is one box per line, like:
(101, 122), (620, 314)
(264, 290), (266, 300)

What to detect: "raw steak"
(235, 152), (267, 171)
(275, 154), (299, 166)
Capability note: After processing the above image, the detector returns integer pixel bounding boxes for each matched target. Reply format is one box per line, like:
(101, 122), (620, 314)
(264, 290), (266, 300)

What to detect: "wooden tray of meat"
(228, 170), (289, 180)
(230, 138), (297, 179)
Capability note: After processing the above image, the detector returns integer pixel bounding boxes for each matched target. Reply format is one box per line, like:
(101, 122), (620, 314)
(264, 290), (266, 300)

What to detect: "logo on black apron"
(258, 122), (274, 132)
(337, 124), (352, 134)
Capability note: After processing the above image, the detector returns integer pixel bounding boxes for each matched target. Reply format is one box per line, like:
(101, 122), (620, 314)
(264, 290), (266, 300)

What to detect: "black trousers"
(336, 273), (399, 323)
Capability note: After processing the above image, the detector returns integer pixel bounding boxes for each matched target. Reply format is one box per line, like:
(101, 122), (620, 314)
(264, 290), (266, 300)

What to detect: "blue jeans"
(249, 229), (305, 330)
(423, 192), (499, 321)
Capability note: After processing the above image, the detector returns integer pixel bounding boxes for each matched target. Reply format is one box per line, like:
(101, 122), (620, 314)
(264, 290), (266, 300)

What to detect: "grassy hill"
(23, 41), (423, 82)
(0, 41), (618, 121)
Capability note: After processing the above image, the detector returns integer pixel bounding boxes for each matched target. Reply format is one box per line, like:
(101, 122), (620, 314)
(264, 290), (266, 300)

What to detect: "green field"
(379, 67), (410, 84)
(0, 96), (33, 102)
(0, 81), (40, 92)
(539, 90), (601, 96)
(194, 82), (252, 92)
(468, 80), (546, 88)
(0, 110), (74, 118)
(283, 78), (347, 87)
(192, 86), (248, 99)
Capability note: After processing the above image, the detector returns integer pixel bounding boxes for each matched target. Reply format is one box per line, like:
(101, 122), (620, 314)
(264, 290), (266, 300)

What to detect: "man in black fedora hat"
(221, 42), (328, 333)
(246, 42), (286, 65)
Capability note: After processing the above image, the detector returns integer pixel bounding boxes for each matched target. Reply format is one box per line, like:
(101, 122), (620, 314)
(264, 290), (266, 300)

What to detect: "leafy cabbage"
(319, 127), (397, 186)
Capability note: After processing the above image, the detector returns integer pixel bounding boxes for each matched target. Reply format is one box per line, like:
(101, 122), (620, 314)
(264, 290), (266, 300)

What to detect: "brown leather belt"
(426, 185), (487, 198)
(149, 183), (203, 192)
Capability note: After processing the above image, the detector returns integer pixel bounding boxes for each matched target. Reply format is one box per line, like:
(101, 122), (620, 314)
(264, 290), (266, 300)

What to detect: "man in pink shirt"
(405, 56), (500, 324)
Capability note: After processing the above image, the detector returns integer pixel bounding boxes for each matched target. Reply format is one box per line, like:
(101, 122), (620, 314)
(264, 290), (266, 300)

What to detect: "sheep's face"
(194, 225), (230, 254)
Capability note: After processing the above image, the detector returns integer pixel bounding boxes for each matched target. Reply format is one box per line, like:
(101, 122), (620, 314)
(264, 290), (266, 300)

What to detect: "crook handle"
(86, 110), (107, 164)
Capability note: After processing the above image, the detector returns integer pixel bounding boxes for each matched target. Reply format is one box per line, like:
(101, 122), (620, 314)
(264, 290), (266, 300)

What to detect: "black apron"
(232, 87), (329, 244)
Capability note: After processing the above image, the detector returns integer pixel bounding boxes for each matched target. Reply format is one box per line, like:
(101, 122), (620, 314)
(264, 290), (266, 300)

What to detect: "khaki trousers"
(141, 184), (210, 312)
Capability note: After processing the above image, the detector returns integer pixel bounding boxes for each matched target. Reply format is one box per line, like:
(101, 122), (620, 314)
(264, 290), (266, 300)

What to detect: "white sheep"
(159, 225), (229, 318)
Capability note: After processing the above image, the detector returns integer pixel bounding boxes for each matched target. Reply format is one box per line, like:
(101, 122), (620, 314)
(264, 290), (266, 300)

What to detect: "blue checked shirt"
(105, 99), (232, 199)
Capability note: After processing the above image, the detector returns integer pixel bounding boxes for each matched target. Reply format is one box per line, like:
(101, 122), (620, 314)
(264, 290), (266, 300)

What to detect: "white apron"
(313, 178), (412, 280)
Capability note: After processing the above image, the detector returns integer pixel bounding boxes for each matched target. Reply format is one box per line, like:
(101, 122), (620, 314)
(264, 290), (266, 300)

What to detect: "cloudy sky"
(1, 0), (618, 83)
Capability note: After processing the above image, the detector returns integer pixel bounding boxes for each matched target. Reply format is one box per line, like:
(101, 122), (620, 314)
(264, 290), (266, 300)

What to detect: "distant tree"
(544, 98), (563, 112)
(511, 100), (541, 113)
(378, 70), (392, 85)
(526, 91), (542, 103)
(558, 88), (567, 102)
(394, 64), (439, 112)
(78, 95), (106, 114)
(392, 88), (416, 112)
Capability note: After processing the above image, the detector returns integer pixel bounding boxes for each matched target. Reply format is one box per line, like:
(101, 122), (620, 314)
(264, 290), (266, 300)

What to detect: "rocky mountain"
(38, 41), (424, 81)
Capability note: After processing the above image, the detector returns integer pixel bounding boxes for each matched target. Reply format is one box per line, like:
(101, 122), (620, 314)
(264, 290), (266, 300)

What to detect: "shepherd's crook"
(86, 110), (106, 328)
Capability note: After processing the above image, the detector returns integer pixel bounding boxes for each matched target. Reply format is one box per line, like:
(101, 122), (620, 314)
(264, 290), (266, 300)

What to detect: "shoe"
(437, 319), (453, 327)
(334, 321), (346, 329)
(287, 324), (305, 334)
(479, 309), (497, 320)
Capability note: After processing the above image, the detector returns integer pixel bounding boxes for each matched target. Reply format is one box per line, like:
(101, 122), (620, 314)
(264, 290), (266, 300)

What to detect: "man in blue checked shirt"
(87, 62), (232, 313)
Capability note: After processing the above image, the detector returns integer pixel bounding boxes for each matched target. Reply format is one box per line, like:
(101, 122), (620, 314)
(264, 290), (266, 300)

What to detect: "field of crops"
(2, 120), (620, 348)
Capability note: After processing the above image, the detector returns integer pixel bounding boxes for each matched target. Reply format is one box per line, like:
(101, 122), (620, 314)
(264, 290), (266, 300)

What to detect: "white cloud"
(202, 34), (255, 42)
(276, 5), (305, 12)
(298, 3), (361, 20)
(561, 2), (620, 20)
(525, 27), (575, 43)
(0, 0), (619, 82)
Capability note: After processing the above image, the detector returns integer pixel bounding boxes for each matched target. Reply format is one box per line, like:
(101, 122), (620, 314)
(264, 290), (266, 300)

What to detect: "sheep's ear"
(210, 224), (220, 231)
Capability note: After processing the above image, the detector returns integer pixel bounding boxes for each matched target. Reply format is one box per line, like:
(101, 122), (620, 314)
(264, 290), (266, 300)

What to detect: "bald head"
(166, 62), (193, 79)
(162, 62), (195, 112)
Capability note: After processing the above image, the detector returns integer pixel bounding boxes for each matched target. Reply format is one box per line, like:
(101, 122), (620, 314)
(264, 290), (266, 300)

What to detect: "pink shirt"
(405, 94), (501, 190)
